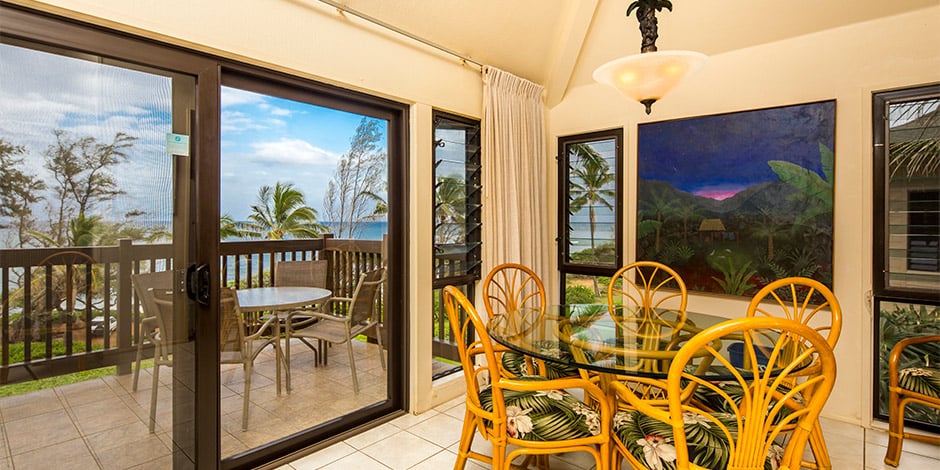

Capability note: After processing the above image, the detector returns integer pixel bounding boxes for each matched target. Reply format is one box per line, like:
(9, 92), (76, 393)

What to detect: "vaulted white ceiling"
(337, 0), (937, 106)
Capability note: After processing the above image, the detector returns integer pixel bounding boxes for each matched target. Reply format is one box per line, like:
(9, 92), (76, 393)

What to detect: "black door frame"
(1, 3), (409, 468)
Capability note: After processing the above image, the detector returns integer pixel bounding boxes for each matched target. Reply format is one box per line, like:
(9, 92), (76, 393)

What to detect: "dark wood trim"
(557, 128), (624, 297)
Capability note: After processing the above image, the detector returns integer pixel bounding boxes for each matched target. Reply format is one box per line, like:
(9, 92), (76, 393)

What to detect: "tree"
(640, 187), (681, 253)
(242, 182), (325, 239)
(43, 130), (137, 244)
(323, 117), (387, 238)
(434, 175), (466, 244)
(0, 139), (46, 247)
(568, 144), (616, 263)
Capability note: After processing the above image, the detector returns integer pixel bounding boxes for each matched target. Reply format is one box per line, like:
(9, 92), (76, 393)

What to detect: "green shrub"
(565, 285), (596, 304)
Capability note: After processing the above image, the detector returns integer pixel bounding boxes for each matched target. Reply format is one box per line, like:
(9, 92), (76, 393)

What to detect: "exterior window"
(872, 85), (940, 433)
(431, 110), (481, 379)
(558, 129), (623, 303)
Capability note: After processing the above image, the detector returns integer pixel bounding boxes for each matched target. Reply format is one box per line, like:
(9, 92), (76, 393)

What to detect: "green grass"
(0, 358), (154, 398)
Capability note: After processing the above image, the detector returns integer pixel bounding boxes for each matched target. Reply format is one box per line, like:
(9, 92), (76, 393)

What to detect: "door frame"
(1, 3), (223, 467)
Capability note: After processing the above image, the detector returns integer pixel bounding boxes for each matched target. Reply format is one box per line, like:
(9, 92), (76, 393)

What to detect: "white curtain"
(481, 66), (550, 283)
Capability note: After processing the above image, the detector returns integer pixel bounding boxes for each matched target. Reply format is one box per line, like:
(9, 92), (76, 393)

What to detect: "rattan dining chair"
(745, 277), (842, 470)
(884, 334), (940, 467)
(220, 287), (280, 431)
(610, 316), (837, 470)
(130, 270), (173, 394)
(443, 286), (611, 470)
(607, 261), (689, 375)
(483, 262), (580, 379)
(284, 267), (386, 393)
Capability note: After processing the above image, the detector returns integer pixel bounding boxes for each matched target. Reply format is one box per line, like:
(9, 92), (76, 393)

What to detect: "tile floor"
(278, 396), (940, 470)
(1, 339), (937, 469)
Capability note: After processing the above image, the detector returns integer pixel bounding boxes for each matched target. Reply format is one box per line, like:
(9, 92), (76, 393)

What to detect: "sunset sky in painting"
(637, 101), (836, 199)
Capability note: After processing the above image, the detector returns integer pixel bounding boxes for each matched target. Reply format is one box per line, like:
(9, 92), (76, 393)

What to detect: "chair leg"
(376, 324), (387, 371)
(242, 361), (252, 432)
(132, 334), (145, 392)
(149, 361), (160, 433)
(347, 340), (359, 393)
(454, 409), (476, 470)
(884, 391), (905, 466)
(284, 329), (292, 393)
(806, 420), (832, 470)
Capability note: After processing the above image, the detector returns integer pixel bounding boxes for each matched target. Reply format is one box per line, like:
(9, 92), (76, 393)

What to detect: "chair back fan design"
(607, 261), (688, 373)
(746, 277), (841, 469)
(442, 285), (611, 470)
(611, 316), (836, 470)
(483, 263), (546, 320)
(275, 260), (328, 288)
(747, 277), (841, 349)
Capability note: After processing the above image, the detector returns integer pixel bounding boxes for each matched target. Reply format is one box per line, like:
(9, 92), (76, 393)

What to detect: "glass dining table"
(486, 304), (777, 381)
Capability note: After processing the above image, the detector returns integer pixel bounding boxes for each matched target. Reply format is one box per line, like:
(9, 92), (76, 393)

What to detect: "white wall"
(15, 0), (482, 413)
(550, 6), (940, 425)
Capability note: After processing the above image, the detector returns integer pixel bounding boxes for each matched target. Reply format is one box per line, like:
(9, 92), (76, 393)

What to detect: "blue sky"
(637, 101), (835, 200)
(220, 87), (385, 220)
(0, 40), (383, 235)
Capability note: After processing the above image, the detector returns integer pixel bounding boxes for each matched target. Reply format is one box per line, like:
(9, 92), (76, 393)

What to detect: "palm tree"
(567, 144), (616, 265)
(219, 213), (244, 240)
(242, 182), (326, 240)
(640, 187), (680, 254)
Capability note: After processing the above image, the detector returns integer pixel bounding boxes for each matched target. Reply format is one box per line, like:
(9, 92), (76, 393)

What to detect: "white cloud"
(221, 110), (269, 133)
(221, 87), (264, 108)
(250, 139), (339, 165)
(259, 102), (292, 116)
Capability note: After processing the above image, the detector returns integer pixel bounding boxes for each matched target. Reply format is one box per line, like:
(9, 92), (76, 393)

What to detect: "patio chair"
(884, 334), (940, 467)
(443, 285), (611, 470)
(147, 287), (175, 433)
(483, 262), (580, 379)
(220, 287), (280, 431)
(745, 277), (842, 470)
(610, 316), (837, 470)
(274, 259), (328, 289)
(284, 267), (386, 393)
(274, 259), (331, 367)
(130, 270), (173, 393)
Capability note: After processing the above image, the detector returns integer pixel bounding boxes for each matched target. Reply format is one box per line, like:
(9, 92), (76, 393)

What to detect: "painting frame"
(635, 100), (836, 298)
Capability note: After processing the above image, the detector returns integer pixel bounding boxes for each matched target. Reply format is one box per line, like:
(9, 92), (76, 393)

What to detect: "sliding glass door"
(0, 7), (219, 467)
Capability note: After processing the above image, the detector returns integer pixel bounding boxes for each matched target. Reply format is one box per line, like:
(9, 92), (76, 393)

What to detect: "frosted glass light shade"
(592, 50), (707, 114)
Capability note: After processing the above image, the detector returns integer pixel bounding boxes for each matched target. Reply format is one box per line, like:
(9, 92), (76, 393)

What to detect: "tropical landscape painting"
(636, 100), (836, 297)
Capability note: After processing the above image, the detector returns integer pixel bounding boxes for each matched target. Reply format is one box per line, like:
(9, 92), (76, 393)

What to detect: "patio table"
(236, 286), (332, 393)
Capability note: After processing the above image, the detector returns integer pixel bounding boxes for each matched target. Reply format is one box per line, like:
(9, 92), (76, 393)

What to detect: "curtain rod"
(316, 0), (484, 70)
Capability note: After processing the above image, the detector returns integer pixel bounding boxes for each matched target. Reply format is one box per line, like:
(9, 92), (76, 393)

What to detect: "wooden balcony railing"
(0, 235), (389, 385)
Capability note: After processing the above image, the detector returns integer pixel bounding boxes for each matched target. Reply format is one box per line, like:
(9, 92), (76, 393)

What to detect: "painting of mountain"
(636, 100), (836, 297)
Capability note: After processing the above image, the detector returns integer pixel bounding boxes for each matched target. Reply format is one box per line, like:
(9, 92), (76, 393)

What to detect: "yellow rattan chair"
(483, 263), (581, 379)
(443, 286), (611, 470)
(607, 261), (688, 374)
(746, 277), (842, 470)
(610, 316), (837, 470)
(884, 334), (940, 467)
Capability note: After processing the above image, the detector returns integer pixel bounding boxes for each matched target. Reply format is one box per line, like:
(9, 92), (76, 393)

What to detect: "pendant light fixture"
(593, 1), (706, 114)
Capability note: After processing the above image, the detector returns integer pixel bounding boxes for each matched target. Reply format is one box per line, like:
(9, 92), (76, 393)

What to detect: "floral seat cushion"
(692, 382), (800, 425)
(478, 377), (602, 441)
(500, 340), (583, 379)
(613, 409), (785, 470)
(898, 366), (940, 398)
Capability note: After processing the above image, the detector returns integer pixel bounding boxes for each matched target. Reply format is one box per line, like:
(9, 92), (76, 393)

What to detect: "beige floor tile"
(402, 412), (463, 448)
(11, 438), (99, 469)
(286, 442), (357, 469)
(343, 421), (403, 450)
(317, 450), (389, 470)
(6, 409), (81, 455)
(359, 430), (441, 470)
